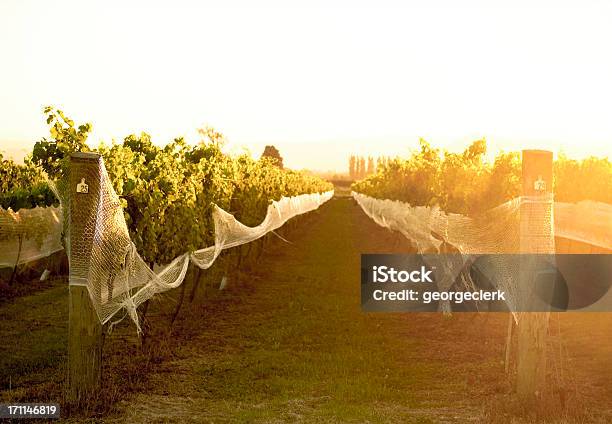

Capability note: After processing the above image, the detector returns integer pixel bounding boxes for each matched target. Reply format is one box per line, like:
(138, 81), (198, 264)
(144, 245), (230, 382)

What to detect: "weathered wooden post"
(516, 150), (553, 401)
(66, 152), (103, 403)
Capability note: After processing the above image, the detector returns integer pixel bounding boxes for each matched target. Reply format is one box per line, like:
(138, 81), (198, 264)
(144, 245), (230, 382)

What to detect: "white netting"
(121, 191), (334, 327)
(6, 194), (603, 272)
(352, 191), (558, 315)
(0, 206), (63, 268)
(55, 156), (333, 328)
(1, 159), (332, 328)
(352, 193), (612, 252)
(554, 201), (612, 250)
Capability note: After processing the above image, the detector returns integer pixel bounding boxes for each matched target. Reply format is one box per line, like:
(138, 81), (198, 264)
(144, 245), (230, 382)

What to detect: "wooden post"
(67, 152), (103, 403)
(516, 150), (553, 401)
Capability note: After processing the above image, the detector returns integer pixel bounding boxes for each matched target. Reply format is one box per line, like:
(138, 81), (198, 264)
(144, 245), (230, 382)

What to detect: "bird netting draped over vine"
(0, 206), (63, 267)
(554, 201), (612, 250)
(352, 191), (561, 317)
(48, 155), (333, 328)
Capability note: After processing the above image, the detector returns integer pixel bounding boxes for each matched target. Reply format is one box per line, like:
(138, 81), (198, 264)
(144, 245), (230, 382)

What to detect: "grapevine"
(352, 139), (612, 214)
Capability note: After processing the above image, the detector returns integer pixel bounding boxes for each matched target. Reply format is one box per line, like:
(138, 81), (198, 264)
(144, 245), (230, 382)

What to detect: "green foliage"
(100, 136), (331, 265)
(31, 106), (92, 178)
(0, 154), (57, 211)
(352, 139), (520, 214)
(27, 108), (332, 266)
(353, 139), (612, 214)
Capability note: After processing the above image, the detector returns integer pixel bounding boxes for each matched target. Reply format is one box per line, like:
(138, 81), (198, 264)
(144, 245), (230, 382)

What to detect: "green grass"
(106, 199), (484, 422)
(0, 284), (67, 393)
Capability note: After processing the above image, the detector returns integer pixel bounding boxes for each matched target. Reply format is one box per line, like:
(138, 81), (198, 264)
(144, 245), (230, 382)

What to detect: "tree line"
(348, 155), (392, 180)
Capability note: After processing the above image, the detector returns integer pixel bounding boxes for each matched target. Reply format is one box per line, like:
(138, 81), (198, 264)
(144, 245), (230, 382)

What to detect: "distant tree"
(349, 155), (356, 179)
(261, 145), (284, 168)
(367, 156), (375, 176)
(359, 157), (366, 179)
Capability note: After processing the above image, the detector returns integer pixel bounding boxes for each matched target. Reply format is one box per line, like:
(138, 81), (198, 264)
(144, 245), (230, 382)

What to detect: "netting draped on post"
(0, 159), (332, 327)
(19, 158), (333, 325)
(91, 160), (331, 327)
(352, 191), (558, 316)
(351, 193), (612, 252)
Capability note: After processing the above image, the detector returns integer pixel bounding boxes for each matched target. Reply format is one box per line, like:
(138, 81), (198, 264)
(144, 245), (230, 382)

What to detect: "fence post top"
(522, 149), (553, 157)
(70, 152), (101, 161)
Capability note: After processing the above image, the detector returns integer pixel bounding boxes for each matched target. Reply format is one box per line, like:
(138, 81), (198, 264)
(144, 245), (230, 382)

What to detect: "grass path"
(107, 197), (508, 423)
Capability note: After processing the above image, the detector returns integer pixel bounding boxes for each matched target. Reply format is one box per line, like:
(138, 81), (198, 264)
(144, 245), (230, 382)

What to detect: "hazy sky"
(1, 0), (611, 171)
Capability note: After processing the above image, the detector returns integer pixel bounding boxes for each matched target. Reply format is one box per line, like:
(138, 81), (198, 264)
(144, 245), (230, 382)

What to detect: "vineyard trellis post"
(67, 152), (103, 402)
(516, 149), (553, 401)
